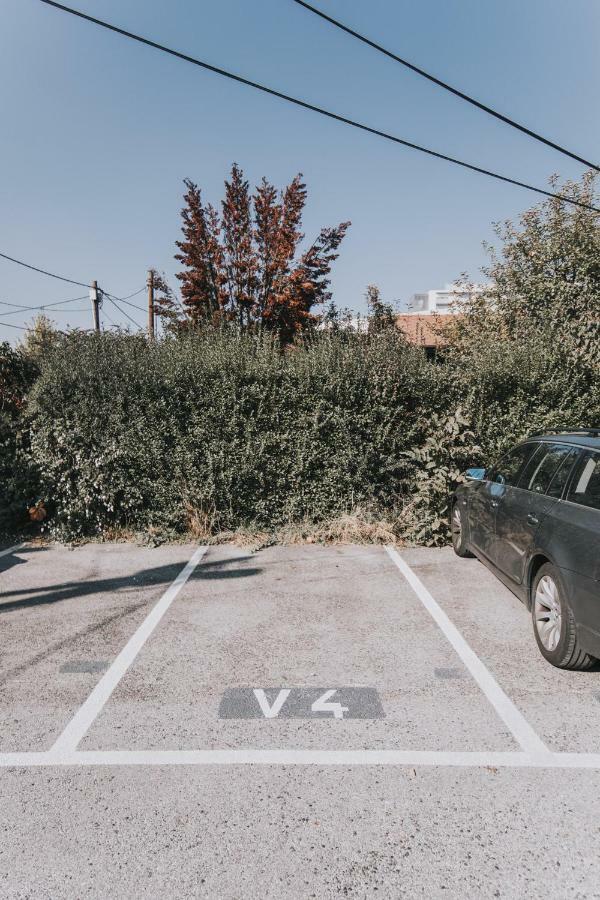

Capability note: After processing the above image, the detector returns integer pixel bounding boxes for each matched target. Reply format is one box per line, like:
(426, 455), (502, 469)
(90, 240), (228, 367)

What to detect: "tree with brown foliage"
(173, 164), (350, 341)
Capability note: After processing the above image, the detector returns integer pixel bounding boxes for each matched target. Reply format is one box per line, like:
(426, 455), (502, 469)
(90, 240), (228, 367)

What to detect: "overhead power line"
(103, 287), (146, 311)
(0, 306), (88, 318)
(0, 320), (28, 331)
(37, 0), (600, 213)
(0, 295), (87, 309)
(0, 296), (88, 316)
(292, 0), (600, 173)
(0, 247), (145, 304)
(101, 305), (119, 328)
(105, 294), (143, 329)
(0, 250), (90, 287)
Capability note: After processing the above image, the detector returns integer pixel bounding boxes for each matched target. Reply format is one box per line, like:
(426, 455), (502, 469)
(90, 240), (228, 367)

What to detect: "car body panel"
(494, 486), (559, 584)
(452, 433), (600, 659)
(465, 479), (500, 561)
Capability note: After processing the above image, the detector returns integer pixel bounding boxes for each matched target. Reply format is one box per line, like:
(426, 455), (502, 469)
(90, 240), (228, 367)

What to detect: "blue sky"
(1, 0), (598, 341)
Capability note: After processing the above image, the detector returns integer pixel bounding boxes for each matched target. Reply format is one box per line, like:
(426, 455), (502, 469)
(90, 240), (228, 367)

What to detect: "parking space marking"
(385, 546), (550, 756)
(51, 545), (208, 756)
(4, 749), (600, 768)
(8, 542), (599, 769)
(219, 687), (385, 719)
(0, 542), (26, 559)
(59, 660), (110, 674)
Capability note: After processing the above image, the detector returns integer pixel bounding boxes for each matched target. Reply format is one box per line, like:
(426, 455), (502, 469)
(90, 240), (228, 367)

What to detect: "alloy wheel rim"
(534, 575), (562, 652)
(451, 507), (462, 545)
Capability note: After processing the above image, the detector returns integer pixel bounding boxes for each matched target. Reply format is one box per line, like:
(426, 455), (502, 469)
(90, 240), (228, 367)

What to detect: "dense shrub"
(5, 321), (598, 545)
(26, 329), (445, 539)
(0, 342), (40, 537)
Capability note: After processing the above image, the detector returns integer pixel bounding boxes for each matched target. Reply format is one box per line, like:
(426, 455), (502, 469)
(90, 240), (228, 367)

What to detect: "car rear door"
(468, 442), (539, 562)
(548, 450), (600, 649)
(494, 443), (578, 585)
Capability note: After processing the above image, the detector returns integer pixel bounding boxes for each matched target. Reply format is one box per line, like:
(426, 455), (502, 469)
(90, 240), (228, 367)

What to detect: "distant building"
(405, 283), (485, 315)
(396, 313), (453, 358)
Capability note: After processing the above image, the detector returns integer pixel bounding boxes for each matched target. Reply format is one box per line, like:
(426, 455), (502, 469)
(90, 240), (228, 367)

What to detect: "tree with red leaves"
(174, 164), (350, 341)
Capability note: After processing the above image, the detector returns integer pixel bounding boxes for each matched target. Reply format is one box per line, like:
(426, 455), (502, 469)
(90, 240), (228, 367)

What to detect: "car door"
(548, 450), (600, 646)
(469, 442), (539, 561)
(494, 443), (577, 584)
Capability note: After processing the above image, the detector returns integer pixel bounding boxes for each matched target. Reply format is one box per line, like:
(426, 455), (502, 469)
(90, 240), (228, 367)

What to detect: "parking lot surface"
(1, 541), (600, 898)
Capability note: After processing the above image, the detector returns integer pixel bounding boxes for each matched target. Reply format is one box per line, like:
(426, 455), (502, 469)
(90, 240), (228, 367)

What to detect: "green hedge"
(0, 342), (39, 537)
(5, 325), (599, 544)
(26, 330), (445, 539)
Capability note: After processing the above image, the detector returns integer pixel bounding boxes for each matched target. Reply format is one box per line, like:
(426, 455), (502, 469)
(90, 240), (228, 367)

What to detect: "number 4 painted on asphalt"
(252, 688), (350, 718)
(311, 689), (349, 719)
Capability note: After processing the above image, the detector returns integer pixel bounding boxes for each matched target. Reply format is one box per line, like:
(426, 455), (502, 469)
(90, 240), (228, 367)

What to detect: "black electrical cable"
(0, 306), (89, 317)
(37, 0), (600, 213)
(105, 294), (142, 328)
(103, 287), (146, 311)
(0, 295), (88, 315)
(0, 250), (90, 287)
(0, 320), (28, 331)
(119, 287), (146, 300)
(292, 0), (600, 172)
(102, 305), (119, 328)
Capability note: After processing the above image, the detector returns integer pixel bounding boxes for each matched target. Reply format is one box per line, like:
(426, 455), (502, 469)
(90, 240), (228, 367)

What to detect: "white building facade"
(406, 284), (485, 314)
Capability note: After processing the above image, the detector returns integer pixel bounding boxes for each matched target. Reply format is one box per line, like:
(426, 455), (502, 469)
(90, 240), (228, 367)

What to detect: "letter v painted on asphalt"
(253, 689), (291, 718)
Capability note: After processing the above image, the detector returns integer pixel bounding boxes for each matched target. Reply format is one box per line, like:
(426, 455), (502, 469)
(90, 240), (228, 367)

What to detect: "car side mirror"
(465, 467), (486, 481)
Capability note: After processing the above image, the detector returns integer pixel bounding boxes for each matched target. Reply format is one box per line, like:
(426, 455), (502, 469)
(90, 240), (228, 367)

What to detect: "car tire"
(451, 502), (474, 558)
(531, 563), (597, 670)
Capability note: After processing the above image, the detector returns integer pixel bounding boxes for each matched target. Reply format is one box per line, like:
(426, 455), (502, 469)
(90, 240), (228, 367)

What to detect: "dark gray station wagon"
(451, 430), (600, 669)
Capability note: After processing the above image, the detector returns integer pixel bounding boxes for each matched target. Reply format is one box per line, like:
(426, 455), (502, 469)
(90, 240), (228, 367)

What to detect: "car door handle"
(527, 513), (539, 525)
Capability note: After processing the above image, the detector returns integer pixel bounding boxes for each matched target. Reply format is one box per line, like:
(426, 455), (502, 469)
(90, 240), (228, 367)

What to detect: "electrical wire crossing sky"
(1, 0), (598, 342)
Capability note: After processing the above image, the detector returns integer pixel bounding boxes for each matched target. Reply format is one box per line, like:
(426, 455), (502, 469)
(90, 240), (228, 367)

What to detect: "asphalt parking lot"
(1, 540), (600, 898)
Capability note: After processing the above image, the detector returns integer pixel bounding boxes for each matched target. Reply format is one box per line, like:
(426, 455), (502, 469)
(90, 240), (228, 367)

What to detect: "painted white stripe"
(3, 749), (600, 769)
(385, 546), (550, 756)
(0, 542), (26, 560)
(51, 545), (208, 755)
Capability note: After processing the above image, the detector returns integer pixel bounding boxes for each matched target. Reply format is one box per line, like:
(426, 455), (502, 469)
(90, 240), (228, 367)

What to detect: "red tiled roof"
(395, 314), (454, 347)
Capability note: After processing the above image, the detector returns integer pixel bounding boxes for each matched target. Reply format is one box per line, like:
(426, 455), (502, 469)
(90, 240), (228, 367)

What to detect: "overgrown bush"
(6, 318), (599, 545)
(27, 328), (445, 540)
(0, 342), (40, 537)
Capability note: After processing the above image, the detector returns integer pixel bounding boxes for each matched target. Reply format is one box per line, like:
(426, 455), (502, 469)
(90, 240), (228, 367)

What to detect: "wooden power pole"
(147, 269), (155, 340)
(90, 280), (100, 333)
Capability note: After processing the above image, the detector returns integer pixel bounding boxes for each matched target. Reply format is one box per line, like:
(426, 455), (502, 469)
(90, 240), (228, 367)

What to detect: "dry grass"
(201, 509), (403, 550)
(23, 507), (409, 551)
(184, 501), (217, 541)
(277, 511), (399, 546)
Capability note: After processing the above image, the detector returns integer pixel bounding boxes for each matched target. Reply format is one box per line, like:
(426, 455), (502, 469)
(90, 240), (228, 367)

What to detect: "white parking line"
(385, 546), (550, 757)
(51, 545), (208, 756)
(0, 543), (26, 559)
(3, 543), (587, 769)
(3, 749), (600, 768)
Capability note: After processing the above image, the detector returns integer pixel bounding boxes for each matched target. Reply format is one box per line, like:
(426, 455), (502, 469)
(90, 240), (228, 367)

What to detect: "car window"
(490, 443), (539, 486)
(566, 451), (600, 511)
(519, 444), (575, 495)
(546, 449), (579, 498)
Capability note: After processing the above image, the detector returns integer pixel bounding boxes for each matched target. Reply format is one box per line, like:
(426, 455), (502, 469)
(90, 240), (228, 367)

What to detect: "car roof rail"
(529, 427), (600, 438)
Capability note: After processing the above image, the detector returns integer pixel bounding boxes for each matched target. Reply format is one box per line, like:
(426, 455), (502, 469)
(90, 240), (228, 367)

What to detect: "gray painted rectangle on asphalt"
(219, 687), (385, 719)
(434, 667), (464, 680)
(59, 660), (110, 674)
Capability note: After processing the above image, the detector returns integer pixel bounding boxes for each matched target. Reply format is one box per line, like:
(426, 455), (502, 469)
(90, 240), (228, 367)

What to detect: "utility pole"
(147, 269), (155, 340)
(90, 280), (101, 333)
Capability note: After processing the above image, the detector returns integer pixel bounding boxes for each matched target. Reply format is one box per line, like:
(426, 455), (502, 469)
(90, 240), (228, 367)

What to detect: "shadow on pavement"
(0, 544), (46, 575)
(0, 555), (261, 614)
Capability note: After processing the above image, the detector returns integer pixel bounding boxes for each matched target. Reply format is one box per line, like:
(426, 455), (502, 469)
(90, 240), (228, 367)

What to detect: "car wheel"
(531, 563), (597, 670)
(451, 502), (474, 558)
